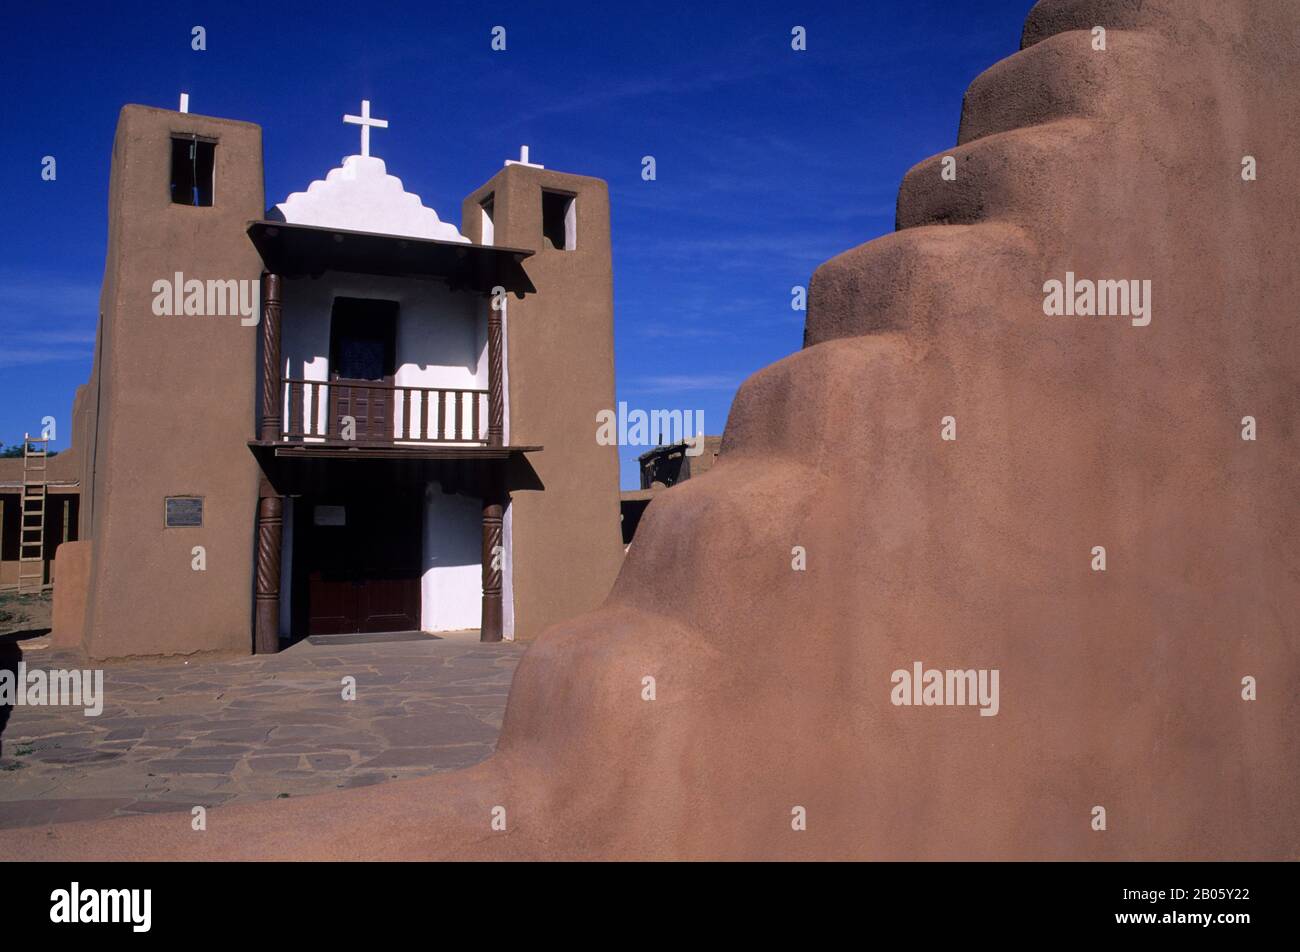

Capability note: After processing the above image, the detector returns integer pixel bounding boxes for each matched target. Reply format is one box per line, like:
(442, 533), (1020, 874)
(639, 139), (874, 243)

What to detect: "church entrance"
(296, 487), (422, 635)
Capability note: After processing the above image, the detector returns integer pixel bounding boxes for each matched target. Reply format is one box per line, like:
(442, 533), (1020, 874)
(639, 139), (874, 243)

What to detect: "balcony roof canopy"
(246, 220), (536, 295)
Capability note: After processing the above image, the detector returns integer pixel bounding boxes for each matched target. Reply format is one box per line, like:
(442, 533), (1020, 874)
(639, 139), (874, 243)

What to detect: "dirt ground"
(0, 590), (52, 639)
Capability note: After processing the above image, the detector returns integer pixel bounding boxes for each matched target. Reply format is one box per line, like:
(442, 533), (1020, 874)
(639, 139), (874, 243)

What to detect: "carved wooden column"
(260, 272), (282, 442)
(487, 296), (504, 446)
(254, 481), (283, 654)
(481, 475), (505, 643)
(255, 273), (284, 654)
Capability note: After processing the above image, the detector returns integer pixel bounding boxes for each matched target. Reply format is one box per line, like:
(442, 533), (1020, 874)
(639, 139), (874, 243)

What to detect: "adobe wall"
(462, 166), (624, 640)
(50, 540), (91, 651)
(80, 105), (265, 660)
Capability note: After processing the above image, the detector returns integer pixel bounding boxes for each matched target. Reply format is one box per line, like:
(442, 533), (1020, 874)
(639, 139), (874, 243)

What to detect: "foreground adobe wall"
(3, 0), (1296, 859)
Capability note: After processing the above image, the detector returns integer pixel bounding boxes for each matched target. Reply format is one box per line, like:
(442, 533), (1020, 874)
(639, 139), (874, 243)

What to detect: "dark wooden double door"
(300, 489), (421, 636)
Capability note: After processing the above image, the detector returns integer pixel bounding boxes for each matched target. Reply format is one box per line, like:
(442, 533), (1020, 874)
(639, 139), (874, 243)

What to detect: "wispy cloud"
(7, 330), (97, 345)
(486, 39), (780, 132)
(0, 270), (98, 377)
(0, 347), (93, 369)
(0, 272), (98, 322)
(624, 373), (741, 395)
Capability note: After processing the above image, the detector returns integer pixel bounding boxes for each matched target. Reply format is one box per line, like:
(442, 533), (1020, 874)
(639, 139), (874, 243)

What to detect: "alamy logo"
(0, 664), (104, 716)
(1042, 272), (1151, 327)
(890, 661), (1000, 716)
(50, 883), (151, 932)
(151, 272), (260, 325)
(595, 402), (705, 455)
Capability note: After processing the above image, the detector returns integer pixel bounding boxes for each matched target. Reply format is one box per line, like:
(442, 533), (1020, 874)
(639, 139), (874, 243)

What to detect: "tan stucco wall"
(51, 540), (91, 651)
(80, 105), (265, 660)
(463, 166), (624, 640)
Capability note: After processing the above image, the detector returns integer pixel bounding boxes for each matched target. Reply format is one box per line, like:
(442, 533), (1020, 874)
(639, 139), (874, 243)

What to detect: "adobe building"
(619, 436), (721, 544)
(0, 443), (81, 591)
(57, 100), (624, 659)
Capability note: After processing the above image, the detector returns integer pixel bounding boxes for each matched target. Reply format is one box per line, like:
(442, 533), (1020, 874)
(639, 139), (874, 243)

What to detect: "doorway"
(328, 297), (398, 442)
(298, 488), (422, 635)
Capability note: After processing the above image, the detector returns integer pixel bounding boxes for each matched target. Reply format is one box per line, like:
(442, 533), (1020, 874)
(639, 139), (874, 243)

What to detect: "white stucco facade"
(271, 152), (512, 638)
(272, 154), (469, 242)
(279, 273), (488, 441)
(421, 483), (482, 632)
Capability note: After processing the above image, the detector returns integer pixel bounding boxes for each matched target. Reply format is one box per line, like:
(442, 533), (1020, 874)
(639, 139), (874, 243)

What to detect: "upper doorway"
(328, 297), (398, 442)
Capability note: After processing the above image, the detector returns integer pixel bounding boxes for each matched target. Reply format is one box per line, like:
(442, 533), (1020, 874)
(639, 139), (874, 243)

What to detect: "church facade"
(57, 102), (624, 658)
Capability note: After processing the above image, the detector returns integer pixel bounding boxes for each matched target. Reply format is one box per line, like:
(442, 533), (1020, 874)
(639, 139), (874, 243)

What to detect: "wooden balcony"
(281, 377), (489, 445)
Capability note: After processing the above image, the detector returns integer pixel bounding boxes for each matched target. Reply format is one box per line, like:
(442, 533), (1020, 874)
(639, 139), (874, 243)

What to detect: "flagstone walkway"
(0, 633), (525, 830)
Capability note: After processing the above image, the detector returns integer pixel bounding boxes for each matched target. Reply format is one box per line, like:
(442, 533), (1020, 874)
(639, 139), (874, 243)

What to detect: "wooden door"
(303, 491), (422, 635)
(328, 297), (398, 442)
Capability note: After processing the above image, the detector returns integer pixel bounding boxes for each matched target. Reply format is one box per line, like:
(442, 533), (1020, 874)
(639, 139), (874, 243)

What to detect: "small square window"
(541, 190), (576, 251)
(170, 136), (215, 206)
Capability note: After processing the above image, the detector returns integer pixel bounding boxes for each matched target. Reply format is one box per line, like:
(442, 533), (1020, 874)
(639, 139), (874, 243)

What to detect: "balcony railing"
(281, 378), (489, 444)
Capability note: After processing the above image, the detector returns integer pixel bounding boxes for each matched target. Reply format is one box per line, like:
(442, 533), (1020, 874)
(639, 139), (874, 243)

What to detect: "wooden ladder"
(17, 433), (49, 594)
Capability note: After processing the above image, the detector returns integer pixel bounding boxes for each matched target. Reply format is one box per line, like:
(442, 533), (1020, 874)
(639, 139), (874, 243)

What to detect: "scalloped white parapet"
(270, 155), (469, 243)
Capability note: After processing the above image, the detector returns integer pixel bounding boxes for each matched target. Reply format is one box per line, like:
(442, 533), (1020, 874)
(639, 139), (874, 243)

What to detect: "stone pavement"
(0, 633), (525, 830)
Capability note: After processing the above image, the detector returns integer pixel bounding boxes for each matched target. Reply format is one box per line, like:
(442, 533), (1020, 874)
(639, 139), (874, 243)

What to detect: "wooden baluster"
(289, 381), (303, 439)
(398, 386), (408, 441)
(472, 388), (482, 442)
(436, 390), (445, 441)
(455, 389), (464, 441)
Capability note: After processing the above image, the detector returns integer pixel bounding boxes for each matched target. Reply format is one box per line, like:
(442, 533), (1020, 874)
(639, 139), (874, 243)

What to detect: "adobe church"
(53, 100), (624, 658)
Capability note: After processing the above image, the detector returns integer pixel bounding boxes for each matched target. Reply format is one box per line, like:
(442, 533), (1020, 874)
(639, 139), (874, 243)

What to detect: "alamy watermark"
(151, 272), (259, 325)
(50, 883), (150, 932)
(1042, 272), (1151, 327)
(0, 664), (104, 716)
(890, 661), (1000, 716)
(596, 402), (705, 455)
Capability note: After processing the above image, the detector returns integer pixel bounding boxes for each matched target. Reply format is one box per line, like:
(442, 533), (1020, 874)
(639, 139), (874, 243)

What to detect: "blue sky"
(0, 0), (1030, 486)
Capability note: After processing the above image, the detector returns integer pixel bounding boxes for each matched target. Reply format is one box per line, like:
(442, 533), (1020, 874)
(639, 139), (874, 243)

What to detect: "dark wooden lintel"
(249, 441), (541, 461)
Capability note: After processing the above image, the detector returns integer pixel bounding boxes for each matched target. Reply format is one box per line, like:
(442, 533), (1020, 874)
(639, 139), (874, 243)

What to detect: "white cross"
(343, 99), (388, 158)
(505, 145), (544, 169)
